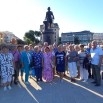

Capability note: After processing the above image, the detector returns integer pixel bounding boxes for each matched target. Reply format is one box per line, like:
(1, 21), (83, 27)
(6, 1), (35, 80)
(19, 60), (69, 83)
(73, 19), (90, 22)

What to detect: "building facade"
(93, 33), (103, 44)
(40, 23), (59, 44)
(61, 31), (93, 44)
(0, 31), (18, 44)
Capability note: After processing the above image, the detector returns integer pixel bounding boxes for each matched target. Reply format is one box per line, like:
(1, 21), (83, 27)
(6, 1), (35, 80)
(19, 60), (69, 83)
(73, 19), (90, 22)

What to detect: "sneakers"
(83, 80), (87, 82)
(4, 85), (12, 91)
(4, 86), (7, 91)
(8, 85), (12, 90)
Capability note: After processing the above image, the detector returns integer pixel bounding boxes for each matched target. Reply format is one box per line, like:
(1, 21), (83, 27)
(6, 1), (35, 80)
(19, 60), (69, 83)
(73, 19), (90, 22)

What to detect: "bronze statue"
(45, 7), (54, 28)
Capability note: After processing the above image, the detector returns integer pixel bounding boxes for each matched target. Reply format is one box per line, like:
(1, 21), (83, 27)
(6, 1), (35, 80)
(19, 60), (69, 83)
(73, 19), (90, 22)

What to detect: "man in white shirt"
(90, 41), (103, 86)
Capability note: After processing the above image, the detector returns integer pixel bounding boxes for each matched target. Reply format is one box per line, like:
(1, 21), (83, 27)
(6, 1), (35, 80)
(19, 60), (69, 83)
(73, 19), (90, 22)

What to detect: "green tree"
(23, 37), (33, 44)
(74, 36), (80, 44)
(24, 30), (41, 44)
(58, 37), (61, 44)
(17, 39), (26, 45)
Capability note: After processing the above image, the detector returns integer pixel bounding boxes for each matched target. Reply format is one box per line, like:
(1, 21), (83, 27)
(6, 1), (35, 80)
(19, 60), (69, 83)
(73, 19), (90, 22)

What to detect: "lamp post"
(73, 34), (75, 44)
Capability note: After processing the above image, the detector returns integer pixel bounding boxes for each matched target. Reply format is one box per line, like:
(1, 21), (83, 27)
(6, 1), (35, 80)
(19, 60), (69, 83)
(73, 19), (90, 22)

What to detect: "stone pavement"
(0, 76), (103, 103)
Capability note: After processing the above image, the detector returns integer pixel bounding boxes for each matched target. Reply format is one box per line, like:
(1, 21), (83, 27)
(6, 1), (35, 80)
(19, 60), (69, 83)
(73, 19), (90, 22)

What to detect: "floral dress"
(0, 53), (14, 81)
(43, 52), (53, 82)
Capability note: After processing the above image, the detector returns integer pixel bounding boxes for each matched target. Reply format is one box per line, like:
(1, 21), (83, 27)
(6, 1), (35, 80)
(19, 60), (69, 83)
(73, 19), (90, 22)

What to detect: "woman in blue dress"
(33, 45), (43, 82)
(54, 45), (66, 82)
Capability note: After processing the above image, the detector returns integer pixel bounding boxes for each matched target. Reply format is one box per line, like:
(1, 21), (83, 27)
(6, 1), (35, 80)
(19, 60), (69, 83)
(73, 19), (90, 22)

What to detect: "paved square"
(0, 77), (103, 103)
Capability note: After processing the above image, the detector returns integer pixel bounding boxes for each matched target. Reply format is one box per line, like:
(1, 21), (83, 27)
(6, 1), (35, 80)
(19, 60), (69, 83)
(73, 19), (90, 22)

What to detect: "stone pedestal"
(42, 20), (55, 45)
(42, 29), (54, 45)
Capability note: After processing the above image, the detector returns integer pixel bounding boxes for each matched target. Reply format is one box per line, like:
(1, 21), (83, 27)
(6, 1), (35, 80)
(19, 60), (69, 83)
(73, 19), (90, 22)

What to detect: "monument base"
(42, 29), (55, 45)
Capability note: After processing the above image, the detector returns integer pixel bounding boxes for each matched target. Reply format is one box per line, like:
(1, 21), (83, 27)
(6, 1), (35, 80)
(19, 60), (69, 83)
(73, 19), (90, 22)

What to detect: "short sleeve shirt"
(55, 51), (66, 66)
(90, 47), (103, 65)
(67, 50), (78, 62)
(33, 51), (43, 67)
(78, 51), (86, 66)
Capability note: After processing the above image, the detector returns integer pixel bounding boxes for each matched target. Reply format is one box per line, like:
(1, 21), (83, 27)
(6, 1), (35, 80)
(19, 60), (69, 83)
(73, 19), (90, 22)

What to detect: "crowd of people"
(0, 40), (103, 91)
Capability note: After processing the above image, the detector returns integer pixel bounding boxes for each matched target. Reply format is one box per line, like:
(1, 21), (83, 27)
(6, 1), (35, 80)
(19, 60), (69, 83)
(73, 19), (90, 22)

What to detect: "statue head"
(47, 7), (51, 11)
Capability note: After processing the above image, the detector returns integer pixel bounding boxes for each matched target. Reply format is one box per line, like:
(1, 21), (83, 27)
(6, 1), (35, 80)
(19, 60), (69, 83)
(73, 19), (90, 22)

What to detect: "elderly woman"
(43, 46), (53, 82)
(67, 45), (78, 82)
(33, 45), (43, 82)
(55, 45), (66, 82)
(78, 44), (89, 82)
(74, 45), (80, 78)
(21, 45), (31, 84)
(11, 45), (21, 85)
(0, 45), (14, 91)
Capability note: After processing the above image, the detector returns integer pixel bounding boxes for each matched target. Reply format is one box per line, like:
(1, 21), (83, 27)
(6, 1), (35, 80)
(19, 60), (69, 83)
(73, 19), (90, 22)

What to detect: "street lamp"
(73, 34), (75, 44)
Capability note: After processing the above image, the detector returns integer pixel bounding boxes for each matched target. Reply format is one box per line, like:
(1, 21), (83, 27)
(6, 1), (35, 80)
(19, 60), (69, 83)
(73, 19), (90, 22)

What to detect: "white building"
(61, 31), (93, 44)
(52, 23), (59, 44)
(93, 33), (103, 43)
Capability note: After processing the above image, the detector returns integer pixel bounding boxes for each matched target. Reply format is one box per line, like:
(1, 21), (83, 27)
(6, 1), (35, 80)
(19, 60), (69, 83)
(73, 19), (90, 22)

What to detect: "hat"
(47, 7), (51, 10)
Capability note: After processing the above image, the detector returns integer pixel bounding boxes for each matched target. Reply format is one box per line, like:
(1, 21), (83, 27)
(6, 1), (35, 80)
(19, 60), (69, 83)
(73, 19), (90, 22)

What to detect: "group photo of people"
(0, 40), (103, 91)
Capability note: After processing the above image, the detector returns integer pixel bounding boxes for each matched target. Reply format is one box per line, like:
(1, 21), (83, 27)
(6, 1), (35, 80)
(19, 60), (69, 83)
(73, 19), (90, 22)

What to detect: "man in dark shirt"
(85, 43), (92, 78)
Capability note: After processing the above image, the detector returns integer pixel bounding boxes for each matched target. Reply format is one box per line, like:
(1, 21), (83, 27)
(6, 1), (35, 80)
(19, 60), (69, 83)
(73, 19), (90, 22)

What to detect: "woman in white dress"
(67, 45), (78, 82)
(78, 44), (88, 82)
(0, 46), (14, 91)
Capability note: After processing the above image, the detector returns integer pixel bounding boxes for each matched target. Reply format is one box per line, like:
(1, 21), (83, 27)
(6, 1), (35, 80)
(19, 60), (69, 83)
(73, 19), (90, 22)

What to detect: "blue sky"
(0, 0), (103, 39)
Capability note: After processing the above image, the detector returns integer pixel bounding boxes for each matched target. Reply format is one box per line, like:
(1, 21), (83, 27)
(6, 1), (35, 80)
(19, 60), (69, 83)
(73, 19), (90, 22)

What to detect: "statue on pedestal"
(42, 7), (55, 45)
